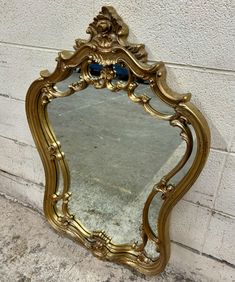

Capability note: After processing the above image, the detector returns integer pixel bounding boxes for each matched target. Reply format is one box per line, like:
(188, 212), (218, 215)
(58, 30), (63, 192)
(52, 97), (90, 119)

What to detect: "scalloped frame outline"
(25, 6), (210, 275)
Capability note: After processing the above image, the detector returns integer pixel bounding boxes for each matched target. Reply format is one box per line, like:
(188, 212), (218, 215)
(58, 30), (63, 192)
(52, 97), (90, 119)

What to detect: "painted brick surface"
(203, 212), (235, 265)
(215, 153), (235, 216)
(170, 243), (235, 282)
(94, 0), (235, 70)
(0, 96), (33, 145)
(2, 197), (234, 281)
(0, 171), (43, 211)
(1, 1), (234, 70)
(0, 1), (235, 280)
(170, 201), (211, 252)
(0, 136), (44, 185)
(1, 45), (234, 150)
(166, 66), (235, 151)
(0, 0), (94, 51)
(230, 132), (235, 153)
(183, 150), (227, 208)
(0, 44), (57, 101)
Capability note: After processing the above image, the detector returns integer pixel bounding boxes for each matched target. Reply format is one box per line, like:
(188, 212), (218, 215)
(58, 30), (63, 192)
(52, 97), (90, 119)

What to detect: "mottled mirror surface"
(48, 70), (184, 248)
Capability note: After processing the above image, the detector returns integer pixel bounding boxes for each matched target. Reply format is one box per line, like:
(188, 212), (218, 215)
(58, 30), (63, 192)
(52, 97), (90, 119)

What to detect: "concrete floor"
(48, 76), (183, 246)
(0, 195), (194, 282)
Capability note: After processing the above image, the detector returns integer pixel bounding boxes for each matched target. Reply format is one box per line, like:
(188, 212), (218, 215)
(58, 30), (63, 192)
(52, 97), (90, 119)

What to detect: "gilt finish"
(26, 6), (210, 275)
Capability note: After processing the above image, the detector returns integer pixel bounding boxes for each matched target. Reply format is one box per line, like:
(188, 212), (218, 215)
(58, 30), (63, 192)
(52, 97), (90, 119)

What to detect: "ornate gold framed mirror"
(26, 6), (210, 275)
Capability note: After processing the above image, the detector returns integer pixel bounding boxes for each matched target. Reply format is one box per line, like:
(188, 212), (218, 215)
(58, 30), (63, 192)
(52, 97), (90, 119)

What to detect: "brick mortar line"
(0, 169), (44, 188)
(171, 241), (235, 269)
(1, 168), (235, 218)
(1, 192), (234, 270)
(0, 41), (60, 52)
(1, 41), (235, 74)
(0, 134), (35, 148)
(0, 192), (43, 215)
(0, 132), (233, 156)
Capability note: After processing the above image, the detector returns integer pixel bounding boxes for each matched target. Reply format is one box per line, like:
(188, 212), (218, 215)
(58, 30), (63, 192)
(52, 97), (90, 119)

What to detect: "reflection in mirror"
(48, 69), (184, 246)
(25, 6), (211, 274)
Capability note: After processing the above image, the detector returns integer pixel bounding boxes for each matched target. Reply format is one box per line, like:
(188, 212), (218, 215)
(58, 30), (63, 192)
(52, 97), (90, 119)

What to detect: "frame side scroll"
(25, 6), (210, 275)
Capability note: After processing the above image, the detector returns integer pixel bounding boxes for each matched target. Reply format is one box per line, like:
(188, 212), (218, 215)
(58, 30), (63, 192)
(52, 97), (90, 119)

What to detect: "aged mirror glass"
(26, 6), (210, 275)
(48, 72), (183, 246)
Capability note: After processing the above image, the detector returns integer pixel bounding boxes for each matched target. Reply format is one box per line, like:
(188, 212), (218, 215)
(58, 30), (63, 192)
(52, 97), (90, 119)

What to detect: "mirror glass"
(48, 69), (184, 246)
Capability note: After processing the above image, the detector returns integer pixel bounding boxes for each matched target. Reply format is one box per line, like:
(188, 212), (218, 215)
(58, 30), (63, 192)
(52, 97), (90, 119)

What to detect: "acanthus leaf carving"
(25, 5), (210, 276)
(74, 6), (148, 63)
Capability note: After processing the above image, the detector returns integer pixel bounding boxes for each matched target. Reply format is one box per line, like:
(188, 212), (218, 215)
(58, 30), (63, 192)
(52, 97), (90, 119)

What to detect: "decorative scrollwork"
(74, 6), (147, 63)
(26, 5), (210, 276)
(153, 180), (175, 200)
(41, 85), (55, 105)
(79, 230), (112, 258)
(48, 142), (64, 160)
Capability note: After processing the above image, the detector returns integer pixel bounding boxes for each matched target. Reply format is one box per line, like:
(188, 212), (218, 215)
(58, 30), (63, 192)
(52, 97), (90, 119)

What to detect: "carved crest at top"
(74, 6), (148, 62)
(26, 5), (211, 276)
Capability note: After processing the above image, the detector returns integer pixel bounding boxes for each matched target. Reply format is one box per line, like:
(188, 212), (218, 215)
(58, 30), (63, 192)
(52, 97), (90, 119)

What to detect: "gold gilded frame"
(26, 6), (210, 275)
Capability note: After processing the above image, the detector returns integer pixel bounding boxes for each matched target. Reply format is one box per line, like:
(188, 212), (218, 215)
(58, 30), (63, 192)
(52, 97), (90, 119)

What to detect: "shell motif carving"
(26, 6), (210, 275)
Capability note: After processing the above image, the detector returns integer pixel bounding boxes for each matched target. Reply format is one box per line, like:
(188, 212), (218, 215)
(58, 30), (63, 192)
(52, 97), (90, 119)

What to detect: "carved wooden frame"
(26, 6), (210, 275)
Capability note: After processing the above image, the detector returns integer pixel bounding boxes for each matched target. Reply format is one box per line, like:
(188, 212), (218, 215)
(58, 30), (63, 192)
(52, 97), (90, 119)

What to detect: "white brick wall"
(0, 1), (234, 281)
